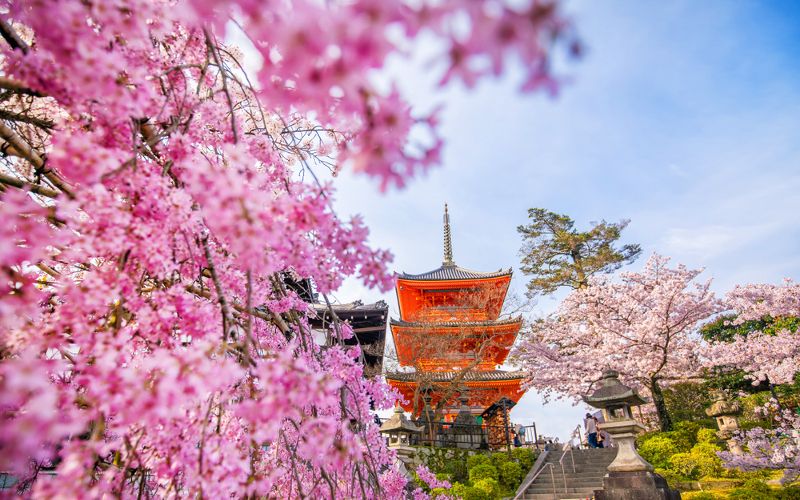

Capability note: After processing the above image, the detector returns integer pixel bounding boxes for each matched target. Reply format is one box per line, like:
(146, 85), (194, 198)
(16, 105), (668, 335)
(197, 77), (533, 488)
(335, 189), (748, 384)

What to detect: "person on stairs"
(585, 413), (599, 448)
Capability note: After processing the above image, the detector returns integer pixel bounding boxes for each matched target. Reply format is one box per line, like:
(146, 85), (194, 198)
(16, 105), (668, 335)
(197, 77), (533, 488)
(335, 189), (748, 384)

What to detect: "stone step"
(523, 488), (597, 499)
(526, 477), (605, 486)
(527, 479), (603, 489)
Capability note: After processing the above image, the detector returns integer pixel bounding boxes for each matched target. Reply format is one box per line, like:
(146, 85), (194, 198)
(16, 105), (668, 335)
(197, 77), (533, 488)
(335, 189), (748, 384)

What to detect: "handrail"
(513, 462), (556, 500)
(513, 450), (555, 500)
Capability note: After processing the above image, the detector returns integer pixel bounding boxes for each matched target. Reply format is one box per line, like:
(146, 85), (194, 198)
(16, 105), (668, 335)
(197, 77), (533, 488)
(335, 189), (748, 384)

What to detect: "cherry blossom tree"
(705, 280), (800, 387)
(720, 400), (800, 485)
(512, 254), (724, 431)
(704, 281), (800, 483)
(0, 0), (578, 497)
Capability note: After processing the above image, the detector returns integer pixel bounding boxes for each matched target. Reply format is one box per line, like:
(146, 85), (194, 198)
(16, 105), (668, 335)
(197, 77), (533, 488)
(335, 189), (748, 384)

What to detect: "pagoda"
(385, 205), (527, 419)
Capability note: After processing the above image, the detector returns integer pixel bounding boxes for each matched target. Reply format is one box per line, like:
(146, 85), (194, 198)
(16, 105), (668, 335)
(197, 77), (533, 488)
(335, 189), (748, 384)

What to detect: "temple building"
(284, 275), (388, 378)
(309, 300), (388, 378)
(385, 205), (527, 419)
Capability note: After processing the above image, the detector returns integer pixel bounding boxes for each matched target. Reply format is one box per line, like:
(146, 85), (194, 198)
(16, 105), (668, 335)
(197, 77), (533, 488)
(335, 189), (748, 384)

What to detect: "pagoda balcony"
(391, 316), (522, 367)
(385, 369), (527, 415)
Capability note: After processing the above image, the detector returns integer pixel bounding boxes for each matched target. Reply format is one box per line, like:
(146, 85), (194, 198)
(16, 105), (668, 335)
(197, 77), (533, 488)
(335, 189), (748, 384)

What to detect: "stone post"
(380, 406), (423, 467)
(705, 391), (743, 455)
(584, 370), (681, 500)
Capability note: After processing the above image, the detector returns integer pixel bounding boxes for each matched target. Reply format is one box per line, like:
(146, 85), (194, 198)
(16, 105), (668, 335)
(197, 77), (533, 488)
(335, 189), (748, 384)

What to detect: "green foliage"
(700, 314), (800, 343)
(654, 467), (683, 487)
(499, 461), (522, 488)
(442, 459), (468, 484)
(668, 452), (697, 478)
(466, 454), (491, 470)
(697, 428), (718, 444)
(430, 487), (450, 499)
(671, 421), (704, 450)
(666, 442), (723, 480)
(517, 208), (641, 296)
(511, 448), (536, 471)
(451, 482), (491, 500)
(473, 478), (500, 497)
(684, 492), (724, 500)
(663, 382), (717, 423)
(489, 452), (509, 469)
(639, 435), (680, 469)
(468, 464), (499, 483)
(776, 485), (800, 500)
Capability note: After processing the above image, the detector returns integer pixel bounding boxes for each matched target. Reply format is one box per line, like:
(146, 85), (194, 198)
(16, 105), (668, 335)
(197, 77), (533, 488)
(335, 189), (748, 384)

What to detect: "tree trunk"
(649, 380), (672, 432)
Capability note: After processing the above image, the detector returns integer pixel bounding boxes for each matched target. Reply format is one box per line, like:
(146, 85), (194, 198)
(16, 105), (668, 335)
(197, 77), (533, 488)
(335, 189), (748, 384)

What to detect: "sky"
(320, 0), (800, 440)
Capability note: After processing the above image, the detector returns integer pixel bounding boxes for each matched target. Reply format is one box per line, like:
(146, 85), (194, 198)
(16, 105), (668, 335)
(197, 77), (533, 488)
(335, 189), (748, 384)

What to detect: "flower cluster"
(512, 254), (724, 430)
(706, 280), (800, 385)
(0, 0), (576, 497)
(720, 401), (800, 484)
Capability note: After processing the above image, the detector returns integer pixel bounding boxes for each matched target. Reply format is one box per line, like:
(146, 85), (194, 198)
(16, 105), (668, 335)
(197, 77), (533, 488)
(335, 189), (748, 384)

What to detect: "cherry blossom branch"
(0, 17), (28, 54)
(0, 171), (59, 197)
(0, 121), (73, 197)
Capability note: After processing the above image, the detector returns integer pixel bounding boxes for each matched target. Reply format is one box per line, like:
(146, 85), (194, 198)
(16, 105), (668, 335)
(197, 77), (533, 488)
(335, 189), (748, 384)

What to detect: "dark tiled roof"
(385, 369), (525, 383)
(311, 300), (388, 314)
(390, 317), (523, 329)
(397, 264), (512, 281)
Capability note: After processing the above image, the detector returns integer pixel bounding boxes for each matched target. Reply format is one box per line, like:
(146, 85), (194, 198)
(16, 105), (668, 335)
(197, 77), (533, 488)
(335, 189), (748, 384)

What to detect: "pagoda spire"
(443, 203), (454, 266)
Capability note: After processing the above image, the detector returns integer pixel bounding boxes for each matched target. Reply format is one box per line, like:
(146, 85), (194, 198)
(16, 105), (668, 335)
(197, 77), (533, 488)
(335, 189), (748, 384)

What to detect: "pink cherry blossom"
(512, 254), (724, 431)
(0, 0), (577, 496)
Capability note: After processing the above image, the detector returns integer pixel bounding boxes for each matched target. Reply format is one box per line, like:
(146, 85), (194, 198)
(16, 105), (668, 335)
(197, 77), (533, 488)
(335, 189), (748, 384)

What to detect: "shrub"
(655, 467), (683, 486)
(499, 461), (522, 488)
(473, 478), (500, 497)
(696, 428), (718, 444)
(511, 448), (536, 471)
(469, 463), (499, 483)
(691, 443), (724, 479)
(728, 488), (775, 500)
(490, 452), (509, 469)
(670, 421), (703, 451)
(450, 483), (491, 500)
(776, 485), (800, 500)
(667, 441), (724, 480)
(669, 452), (698, 479)
(639, 435), (679, 469)
(742, 479), (772, 492)
(685, 492), (724, 500)
(430, 487), (451, 499)
(727, 479), (775, 500)
(443, 459), (468, 484)
(467, 454), (491, 470)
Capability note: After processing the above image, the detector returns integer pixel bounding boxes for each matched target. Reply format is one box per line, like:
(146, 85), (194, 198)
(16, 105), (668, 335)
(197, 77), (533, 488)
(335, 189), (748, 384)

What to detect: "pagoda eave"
(386, 372), (526, 414)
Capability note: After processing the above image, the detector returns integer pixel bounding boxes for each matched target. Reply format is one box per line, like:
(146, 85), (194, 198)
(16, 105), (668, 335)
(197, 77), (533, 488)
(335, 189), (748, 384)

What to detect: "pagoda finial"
(443, 203), (454, 266)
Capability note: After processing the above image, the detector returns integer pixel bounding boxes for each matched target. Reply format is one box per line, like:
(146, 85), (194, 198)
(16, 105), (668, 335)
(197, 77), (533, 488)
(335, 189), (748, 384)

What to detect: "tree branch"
(0, 121), (74, 198)
(0, 17), (28, 54)
(0, 172), (60, 198)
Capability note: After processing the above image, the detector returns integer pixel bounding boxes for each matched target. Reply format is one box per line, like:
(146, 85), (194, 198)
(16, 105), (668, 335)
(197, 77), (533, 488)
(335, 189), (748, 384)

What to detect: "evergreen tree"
(517, 208), (641, 296)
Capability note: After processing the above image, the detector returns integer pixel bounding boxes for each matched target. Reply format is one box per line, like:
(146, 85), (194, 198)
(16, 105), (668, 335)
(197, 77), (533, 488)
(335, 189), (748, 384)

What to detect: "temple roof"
(385, 369), (526, 383)
(398, 264), (512, 281)
(311, 300), (388, 315)
(390, 316), (522, 328)
(309, 300), (388, 347)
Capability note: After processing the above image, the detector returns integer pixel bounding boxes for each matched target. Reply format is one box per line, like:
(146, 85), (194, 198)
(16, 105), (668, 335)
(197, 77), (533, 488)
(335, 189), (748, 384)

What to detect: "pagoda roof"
(390, 316), (522, 329)
(385, 369), (525, 383)
(309, 300), (388, 347)
(398, 264), (512, 282)
(311, 299), (388, 313)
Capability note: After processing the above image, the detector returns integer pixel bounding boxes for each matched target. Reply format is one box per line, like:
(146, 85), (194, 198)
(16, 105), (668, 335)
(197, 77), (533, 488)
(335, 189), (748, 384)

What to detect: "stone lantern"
(380, 406), (423, 464)
(705, 391), (743, 454)
(584, 370), (680, 500)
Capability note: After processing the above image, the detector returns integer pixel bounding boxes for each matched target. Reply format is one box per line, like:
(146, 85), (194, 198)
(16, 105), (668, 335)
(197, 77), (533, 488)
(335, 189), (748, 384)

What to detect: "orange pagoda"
(385, 205), (527, 419)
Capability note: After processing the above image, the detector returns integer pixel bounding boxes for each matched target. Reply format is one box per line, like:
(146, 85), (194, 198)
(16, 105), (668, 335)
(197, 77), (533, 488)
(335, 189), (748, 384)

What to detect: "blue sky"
(325, 1), (800, 439)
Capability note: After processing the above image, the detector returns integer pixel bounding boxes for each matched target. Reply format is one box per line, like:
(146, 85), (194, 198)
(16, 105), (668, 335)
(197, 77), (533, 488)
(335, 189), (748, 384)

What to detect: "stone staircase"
(518, 447), (617, 500)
